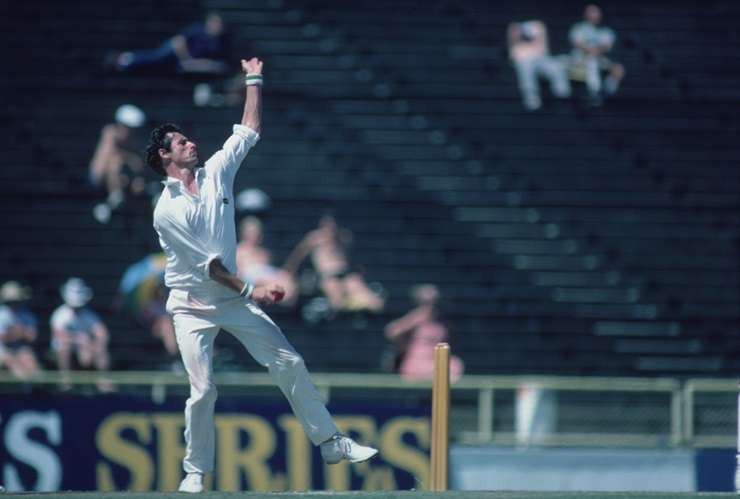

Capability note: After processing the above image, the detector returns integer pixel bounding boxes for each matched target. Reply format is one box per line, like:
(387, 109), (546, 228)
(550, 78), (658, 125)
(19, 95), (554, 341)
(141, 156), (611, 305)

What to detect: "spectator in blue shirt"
(107, 12), (231, 75)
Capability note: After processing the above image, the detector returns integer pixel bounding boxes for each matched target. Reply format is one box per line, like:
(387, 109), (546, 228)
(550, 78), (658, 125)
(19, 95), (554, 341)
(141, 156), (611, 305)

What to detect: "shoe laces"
(339, 437), (352, 456)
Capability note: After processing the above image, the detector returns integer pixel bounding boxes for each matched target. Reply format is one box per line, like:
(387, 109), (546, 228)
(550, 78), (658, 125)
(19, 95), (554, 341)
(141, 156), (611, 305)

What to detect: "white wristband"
(240, 282), (254, 299)
(245, 74), (263, 86)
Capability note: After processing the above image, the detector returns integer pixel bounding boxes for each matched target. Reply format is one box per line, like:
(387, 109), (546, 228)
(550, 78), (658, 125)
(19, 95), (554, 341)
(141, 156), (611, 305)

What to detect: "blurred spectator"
(568, 4), (626, 105)
(0, 281), (41, 380)
(90, 104), (147, 223)
(508, 20), (571, 111)
(117, 253), (179, 372)
(236, 216), (299, 307)
(146, 286), (179, 371)
(285, 215), (385, 319)
(384, 284), (463, 382)
(106, 12), (230, 75)
(50, 278), (113, 392)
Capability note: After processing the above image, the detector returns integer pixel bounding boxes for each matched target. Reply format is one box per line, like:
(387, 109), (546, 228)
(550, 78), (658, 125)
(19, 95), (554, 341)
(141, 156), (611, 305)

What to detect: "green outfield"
(0, 491), (737, 499)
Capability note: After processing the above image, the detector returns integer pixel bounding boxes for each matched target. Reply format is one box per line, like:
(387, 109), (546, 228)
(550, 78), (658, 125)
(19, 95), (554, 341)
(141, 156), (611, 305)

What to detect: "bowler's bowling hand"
(252, 284), (285, 305)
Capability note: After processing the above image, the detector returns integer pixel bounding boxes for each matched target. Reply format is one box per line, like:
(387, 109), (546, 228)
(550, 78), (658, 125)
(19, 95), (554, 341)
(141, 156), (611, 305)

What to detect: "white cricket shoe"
(320, 434), (378, 464)
(178, 472), (204, 493)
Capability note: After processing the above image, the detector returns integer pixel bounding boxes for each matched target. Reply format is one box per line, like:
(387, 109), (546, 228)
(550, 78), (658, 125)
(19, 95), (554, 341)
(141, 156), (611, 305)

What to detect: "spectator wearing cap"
(0, 281), (42, 380)
(89, 104), (148, 223)
(50, 278), (112, 391)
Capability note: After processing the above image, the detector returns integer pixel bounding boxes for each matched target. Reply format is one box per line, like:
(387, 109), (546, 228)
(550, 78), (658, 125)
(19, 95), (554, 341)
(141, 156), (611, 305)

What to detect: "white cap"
(60, 278), (93, 308)
(0, 281), (31, 303)
(237, 188), (271, 212)
(115, 104), (146, 128)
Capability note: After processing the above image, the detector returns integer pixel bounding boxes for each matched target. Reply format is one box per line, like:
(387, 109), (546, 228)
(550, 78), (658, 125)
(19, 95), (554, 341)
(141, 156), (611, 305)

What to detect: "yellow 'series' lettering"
(380, 417), (430, 489)
(96, 414), (153, 491)
(325, 416), (377, 491)
(278, 415), (311, 490)
(215, 415), (275, 491)
(151, 414), (186, 491)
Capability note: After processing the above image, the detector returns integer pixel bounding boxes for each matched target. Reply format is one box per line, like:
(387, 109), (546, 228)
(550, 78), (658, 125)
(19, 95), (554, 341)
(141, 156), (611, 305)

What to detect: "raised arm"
(282, 227), (335, 275)
(201, 58), (263, 182)
(241, 57), (263, 134)
(384, 305), (434, 340)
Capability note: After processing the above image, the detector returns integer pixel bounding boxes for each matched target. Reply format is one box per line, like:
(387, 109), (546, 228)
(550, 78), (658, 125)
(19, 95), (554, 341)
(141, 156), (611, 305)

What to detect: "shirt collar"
(162, 177), (181, 188)
(162, 168), (205, 190)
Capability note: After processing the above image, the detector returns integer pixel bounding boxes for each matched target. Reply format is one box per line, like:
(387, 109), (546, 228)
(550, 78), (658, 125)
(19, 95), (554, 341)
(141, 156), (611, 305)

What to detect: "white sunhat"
(236, 188), (272, 212)
(0, 281), (32, 303)
(114, 104), (146, 128)
(60, 278), (93, 308)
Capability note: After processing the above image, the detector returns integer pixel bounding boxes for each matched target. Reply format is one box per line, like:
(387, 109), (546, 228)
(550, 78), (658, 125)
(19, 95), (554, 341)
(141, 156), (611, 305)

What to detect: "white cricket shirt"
(50, 305), (103, 335)
(153, 125), (260, 302)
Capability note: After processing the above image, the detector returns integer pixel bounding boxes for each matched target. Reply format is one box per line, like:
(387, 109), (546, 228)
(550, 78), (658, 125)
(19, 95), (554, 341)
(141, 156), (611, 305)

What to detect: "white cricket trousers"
(167, 289), (339, 474)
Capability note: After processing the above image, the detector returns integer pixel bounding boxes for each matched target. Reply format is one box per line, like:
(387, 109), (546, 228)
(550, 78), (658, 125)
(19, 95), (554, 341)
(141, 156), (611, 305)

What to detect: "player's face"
(164, 132), (199, 168)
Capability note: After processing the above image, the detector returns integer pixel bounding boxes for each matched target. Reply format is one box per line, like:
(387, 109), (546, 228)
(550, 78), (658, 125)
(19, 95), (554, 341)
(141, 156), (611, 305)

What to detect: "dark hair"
(145, 123), (182, 177)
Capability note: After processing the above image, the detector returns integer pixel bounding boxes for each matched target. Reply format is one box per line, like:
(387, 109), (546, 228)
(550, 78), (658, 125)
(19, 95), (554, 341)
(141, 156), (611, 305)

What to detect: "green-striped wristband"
(245, 74), (264, 87)
(240, 282), (254, 299)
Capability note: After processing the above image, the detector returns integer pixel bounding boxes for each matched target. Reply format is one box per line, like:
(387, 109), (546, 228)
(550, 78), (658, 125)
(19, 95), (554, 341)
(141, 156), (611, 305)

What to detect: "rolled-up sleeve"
(205, 125), (260, 184)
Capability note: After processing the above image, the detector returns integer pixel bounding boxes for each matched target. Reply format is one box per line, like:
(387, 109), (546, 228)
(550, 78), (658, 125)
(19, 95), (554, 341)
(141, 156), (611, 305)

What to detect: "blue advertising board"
(0, 393), (430, 492)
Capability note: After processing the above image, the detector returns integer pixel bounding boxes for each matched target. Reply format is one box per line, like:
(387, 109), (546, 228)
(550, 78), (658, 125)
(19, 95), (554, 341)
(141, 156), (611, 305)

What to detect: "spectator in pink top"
(384, 284), (463, 382)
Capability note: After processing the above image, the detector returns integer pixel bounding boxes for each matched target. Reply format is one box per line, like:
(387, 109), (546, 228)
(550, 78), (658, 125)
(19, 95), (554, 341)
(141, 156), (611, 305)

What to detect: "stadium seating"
(3, 0), (738, 376)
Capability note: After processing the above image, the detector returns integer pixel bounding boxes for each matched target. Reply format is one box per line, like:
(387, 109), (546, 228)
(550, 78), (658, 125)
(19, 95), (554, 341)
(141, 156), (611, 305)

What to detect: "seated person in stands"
(236, 216), (299, 307)
(384, 284), (463, 382)
(285, 214), (385, 314)
(567, 4), (626, 105)
(117, 253), (180, 372)
(50, 278), (113, 392)
(140, 282), (180, 373)
(0, 281), (42, 380)
(140, 282), (185, 374)
(89, 104), (147, 223)
(507, 19), (571, 111)
(107, 12), (231, 75)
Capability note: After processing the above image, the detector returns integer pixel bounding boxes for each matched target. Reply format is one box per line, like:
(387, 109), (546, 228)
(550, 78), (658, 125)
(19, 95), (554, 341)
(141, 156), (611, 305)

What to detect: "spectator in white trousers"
(147, 57), (377, 493)
(508, 20), (571, 111)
